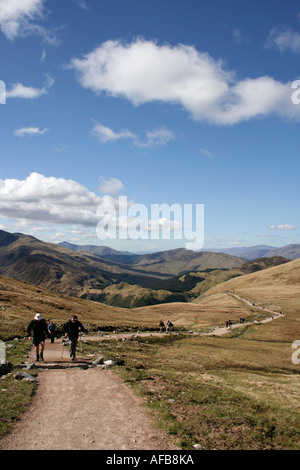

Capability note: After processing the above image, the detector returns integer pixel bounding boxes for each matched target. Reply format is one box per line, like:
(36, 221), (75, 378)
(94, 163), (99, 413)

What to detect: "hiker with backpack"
(63, 315), (85, 361)
(27, 313), (48, 362)
(166, 320), (173, 334)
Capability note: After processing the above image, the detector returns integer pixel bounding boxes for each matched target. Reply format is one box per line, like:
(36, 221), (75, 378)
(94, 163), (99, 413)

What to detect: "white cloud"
(70, 38), (300, 125)
(91, 122), (136, 143)
(135, 127), (175, 147)
(199, 148), (215, 158)
(91, 121), (174, 147)
(0, 173), (136, 234)
(0, 173), (187, 245)
(146, 217), (182, 233)
(0, 0), (58, 43)
(6, 74), (54, 99)
(266, 27), (300, 54)
(76, 0), (89, 10)
(98, 177), (124, 195)
(268, 224), (297, 231)
(14, 126), (48, 137)
(0, 172), (102, 226)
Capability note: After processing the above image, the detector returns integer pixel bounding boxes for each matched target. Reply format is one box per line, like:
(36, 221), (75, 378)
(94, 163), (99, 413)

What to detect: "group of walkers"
(159, 320), (174, 334)
(225, 318), (246, 329)
(27, 313), (85, 362)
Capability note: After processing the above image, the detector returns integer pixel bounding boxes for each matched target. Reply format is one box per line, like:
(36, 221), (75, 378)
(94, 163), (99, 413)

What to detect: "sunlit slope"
(0, 275), (257, 339)
(201, 258), (300, 315)
(195, 258), (300, 342)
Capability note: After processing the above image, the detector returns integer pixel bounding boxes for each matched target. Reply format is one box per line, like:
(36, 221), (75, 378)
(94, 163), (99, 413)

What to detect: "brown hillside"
(131, 248), (245, 274)
(0, 230), (167, 297)
(197, 258), (300, 342)
(0, 274), (256, 340)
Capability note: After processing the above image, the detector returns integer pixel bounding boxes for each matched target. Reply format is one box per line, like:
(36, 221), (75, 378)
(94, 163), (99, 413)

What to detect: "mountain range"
(0, 229), (294, 309)
(204, 244), (300, 260)
(1, 246), (299, 340)
(60, 241), (300, 261)
(0, 229), (245, 304)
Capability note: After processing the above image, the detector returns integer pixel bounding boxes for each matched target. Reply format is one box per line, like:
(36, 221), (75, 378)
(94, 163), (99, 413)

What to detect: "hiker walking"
(166, 320), (173, 334)
(48, 320), (57, 343)
(159, 320), (165, 333)
(27, 313), (48, 362)
(63, 315), (85, 361)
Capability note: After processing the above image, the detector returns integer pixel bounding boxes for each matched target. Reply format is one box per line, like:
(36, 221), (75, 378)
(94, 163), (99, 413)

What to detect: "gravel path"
(0, 341), (179, 451)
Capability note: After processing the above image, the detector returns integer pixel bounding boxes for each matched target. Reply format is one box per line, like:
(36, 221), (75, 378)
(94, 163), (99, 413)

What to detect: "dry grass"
(1, 258), (300, 449)
(88, 329), (300, 450)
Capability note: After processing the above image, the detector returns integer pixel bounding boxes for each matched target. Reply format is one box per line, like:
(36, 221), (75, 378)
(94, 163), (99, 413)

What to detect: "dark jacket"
(27, 318), (48, 339)
(63, 319), (84, 338)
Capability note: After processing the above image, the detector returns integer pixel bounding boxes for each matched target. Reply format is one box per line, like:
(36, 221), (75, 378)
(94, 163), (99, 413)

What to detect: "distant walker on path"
(63, 315), (85, 361)
(159, 320), (165, 333)
(166, 320), (173, 334)
(48, 320), (57, 343)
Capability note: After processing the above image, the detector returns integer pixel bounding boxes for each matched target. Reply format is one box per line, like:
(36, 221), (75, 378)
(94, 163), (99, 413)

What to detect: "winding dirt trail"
(0, 295), (284, 451)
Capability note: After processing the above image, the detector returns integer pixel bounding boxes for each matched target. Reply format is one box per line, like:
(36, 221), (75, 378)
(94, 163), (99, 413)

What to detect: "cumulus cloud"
(0, 173), (175, 237)
(14, 126), (48, 137)
(70, 38), (300, 125)
(6, 74), (54, 99)
(0, 0), (58, 43)
(268, 224), (297, 231)
(0, 172), (102, 226)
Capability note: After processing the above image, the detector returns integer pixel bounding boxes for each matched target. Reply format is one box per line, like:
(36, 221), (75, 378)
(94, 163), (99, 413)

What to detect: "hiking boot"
(36, 354), (39, 362)
(39, 352), (44, 361)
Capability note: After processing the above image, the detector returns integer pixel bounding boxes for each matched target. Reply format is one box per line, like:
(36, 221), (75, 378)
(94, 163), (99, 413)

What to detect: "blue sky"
(0, 0), (300, 253)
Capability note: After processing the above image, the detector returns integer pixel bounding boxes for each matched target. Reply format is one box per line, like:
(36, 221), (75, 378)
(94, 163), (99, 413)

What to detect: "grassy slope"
(200, 257), (300, 343)
(97, 258), (300, 449)
(0, 274), (259, 339)
(1, 258), (300, 449)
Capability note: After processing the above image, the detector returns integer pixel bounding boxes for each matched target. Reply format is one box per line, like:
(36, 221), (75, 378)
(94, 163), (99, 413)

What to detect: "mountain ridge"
(0, 230), (246, 305)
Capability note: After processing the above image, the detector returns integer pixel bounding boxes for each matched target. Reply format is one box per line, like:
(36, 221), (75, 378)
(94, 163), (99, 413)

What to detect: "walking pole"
(79, 332), (83, 359)
(61, 336), (65, 360)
